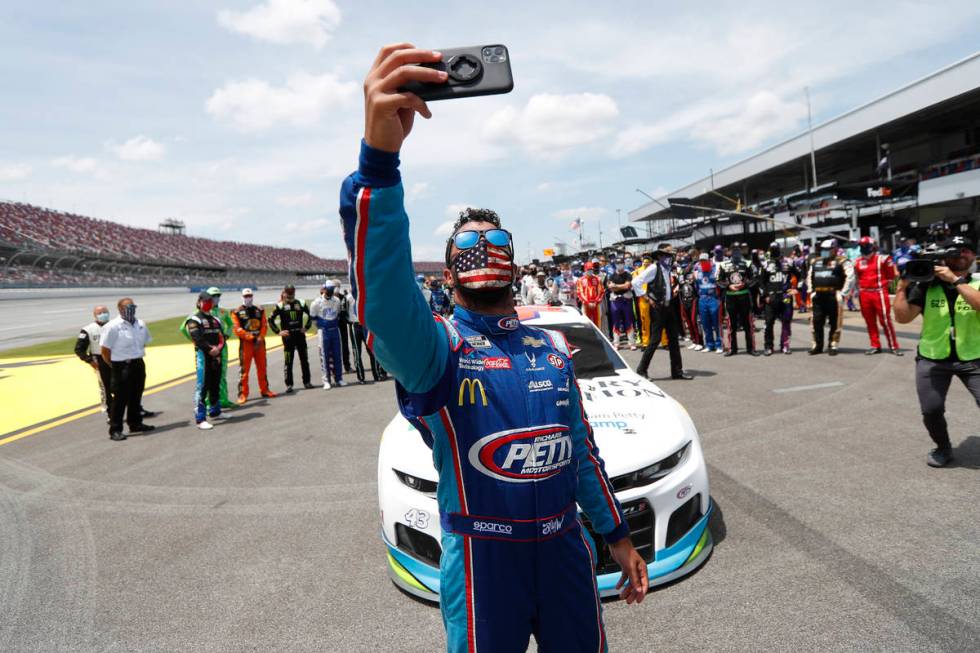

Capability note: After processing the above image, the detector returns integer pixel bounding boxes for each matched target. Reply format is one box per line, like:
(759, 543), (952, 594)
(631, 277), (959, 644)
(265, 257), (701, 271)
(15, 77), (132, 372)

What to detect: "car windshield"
(542, 322), (627, 379)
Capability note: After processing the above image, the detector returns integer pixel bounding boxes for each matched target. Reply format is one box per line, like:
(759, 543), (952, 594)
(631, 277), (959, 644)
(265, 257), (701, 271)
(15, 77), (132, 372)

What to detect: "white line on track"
(772, 381), (846, 394)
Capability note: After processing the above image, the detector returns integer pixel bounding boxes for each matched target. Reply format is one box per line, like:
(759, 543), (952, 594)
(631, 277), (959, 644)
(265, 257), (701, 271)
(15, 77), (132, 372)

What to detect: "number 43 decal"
(404, 509), (429, 529)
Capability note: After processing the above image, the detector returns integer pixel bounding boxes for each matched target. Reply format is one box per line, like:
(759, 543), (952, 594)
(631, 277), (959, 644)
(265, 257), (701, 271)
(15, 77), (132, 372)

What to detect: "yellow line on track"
(0, 337), (301, 448)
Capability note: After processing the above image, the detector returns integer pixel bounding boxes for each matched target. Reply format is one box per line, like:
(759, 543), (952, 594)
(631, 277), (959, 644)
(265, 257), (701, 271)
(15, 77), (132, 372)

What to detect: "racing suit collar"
(453, 305), (520, 335)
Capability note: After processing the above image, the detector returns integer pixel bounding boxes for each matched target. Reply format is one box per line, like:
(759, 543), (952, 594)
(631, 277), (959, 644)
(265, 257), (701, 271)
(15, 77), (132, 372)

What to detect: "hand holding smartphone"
(399, 45), (514, 101)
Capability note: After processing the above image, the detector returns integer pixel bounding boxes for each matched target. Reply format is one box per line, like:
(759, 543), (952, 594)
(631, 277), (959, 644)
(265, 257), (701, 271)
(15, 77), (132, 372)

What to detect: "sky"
(2, 1), (980, 262)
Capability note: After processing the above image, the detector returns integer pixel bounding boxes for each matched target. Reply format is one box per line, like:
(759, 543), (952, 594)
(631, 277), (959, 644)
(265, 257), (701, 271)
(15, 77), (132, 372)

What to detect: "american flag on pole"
(455, 243), (513, 289)
(569, 218), (583, 231)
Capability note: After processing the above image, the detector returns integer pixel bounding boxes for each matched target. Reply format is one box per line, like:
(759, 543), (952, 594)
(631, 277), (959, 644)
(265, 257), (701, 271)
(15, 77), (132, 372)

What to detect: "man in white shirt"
(631, 245), (692, 380)
(100, 297), (155, 440)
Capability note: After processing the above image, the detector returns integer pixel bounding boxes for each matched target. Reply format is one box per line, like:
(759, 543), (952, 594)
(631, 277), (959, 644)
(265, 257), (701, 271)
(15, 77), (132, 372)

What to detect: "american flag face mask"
(450, 228), (514, 290)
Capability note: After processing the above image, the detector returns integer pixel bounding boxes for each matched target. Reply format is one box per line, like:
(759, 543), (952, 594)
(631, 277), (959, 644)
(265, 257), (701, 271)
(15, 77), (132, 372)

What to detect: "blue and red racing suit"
(340, 142), (628, 653)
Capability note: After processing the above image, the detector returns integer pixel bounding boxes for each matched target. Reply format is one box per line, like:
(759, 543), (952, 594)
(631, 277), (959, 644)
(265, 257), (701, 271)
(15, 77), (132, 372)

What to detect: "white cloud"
(217, 0), (341, 49)
(277, 191), (315, 206)
(51, 156), (100, 174)
(109, 135), (166, 161)
(434, 203), (477, 236)
(406, 181), (430, 202)
(433, 220), (456, 237)
(0, 163), (31, 182)
(551, 207), (608, 221)
(695, 91), (808, 155)
(484, 93), (619, 157)
(206, 72), (357, 131)
(285, 217), (333, 234)
(614, 91), (808, 157)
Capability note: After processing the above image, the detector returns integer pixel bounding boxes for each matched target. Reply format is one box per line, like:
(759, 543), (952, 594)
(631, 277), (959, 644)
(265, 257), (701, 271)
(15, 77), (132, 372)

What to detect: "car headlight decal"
(611, 441), (690, 491)
(394, 469), (438, 497)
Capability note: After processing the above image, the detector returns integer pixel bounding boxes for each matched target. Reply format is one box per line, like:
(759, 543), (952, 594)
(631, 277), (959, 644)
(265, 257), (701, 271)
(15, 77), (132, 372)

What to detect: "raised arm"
(339, 145), (447, 393)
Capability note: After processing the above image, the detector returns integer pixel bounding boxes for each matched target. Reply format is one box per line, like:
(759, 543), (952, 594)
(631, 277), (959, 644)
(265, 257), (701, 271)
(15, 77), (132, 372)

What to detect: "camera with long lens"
(902, 246), (960, 283)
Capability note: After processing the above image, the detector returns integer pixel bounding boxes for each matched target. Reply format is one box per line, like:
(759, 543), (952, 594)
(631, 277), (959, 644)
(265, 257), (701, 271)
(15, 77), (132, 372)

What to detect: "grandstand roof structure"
(628, 51), (980, 248)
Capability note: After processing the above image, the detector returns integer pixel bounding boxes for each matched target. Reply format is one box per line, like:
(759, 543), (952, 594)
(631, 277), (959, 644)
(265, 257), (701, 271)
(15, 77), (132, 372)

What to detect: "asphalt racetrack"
(0, 286), (321, 352)
(1, 313), (978, 652)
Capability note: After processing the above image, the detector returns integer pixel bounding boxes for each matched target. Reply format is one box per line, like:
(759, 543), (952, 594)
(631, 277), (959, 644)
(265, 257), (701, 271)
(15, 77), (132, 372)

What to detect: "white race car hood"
(382, 371), (694, 483)
(575, 372), (692, 478)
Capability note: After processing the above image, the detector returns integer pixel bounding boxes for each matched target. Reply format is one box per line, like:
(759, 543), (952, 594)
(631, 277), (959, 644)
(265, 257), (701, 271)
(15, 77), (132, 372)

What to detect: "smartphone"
(400, 45), (514, 101)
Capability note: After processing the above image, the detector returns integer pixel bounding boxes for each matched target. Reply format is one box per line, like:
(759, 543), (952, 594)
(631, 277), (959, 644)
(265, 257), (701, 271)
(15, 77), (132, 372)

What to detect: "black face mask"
(860, 244), (874, 255)
(324, 289), (334, 298)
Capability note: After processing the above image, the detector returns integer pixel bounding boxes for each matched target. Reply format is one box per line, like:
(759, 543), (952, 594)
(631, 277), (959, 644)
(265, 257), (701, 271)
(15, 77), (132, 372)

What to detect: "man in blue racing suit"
(340, 44), (647, 653)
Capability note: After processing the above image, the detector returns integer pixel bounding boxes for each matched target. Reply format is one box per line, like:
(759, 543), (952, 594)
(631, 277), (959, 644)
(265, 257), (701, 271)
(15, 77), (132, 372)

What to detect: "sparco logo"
(468, 425), (573, 482)
(540, 515), (565, 536)
(473, 521), (513, 535)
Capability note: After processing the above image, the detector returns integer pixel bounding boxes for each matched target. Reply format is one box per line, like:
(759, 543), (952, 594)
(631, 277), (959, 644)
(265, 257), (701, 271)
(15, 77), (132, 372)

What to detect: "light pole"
(636, 188), (672, 238)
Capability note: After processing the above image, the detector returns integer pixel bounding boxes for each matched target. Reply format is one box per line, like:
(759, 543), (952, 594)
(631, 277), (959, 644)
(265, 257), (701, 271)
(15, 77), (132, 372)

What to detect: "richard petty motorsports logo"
(468, 424), (573, 483)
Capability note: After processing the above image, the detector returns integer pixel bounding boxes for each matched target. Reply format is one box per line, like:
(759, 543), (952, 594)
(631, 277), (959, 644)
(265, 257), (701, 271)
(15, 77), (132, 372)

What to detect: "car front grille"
(581, 498), (655, 575)
(395, 523), (442, 566)
(666, 493), (703, 548)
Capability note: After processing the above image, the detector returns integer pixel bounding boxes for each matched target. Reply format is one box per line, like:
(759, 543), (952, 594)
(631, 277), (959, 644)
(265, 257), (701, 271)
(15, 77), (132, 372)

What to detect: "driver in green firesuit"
(180, 286), (237, 409)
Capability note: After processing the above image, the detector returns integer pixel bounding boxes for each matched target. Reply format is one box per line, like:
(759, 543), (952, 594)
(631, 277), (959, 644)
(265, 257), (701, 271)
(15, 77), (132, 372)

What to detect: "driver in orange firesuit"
(232, 288), (277, 403)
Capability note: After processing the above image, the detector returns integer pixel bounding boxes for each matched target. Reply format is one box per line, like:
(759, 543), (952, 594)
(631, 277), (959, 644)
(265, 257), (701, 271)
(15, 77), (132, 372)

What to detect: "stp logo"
(547, 353), (565, 369)
(468, 425), (573, 482)
(497, 317), (519, 331)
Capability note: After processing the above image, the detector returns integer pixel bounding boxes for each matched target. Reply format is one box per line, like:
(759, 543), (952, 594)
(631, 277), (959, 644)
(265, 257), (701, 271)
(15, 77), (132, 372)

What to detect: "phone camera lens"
(494, 47), (504, 55)
(483, 47), (492, 56)
(489, 55), (500, 63)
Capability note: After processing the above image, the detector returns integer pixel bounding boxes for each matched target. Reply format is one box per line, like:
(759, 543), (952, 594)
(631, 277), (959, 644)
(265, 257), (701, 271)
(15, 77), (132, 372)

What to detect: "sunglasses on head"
(453, 228), (512, 250)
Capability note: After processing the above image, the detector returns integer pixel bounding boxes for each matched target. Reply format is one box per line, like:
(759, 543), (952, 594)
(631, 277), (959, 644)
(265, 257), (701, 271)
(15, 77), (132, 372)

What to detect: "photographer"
(893, 237), (980, 467)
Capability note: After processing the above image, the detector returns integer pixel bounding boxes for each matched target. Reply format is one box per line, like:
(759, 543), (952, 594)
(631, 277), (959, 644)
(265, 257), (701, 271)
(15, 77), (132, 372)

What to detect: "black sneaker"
(828, 348), (839, 356)
(865, 348), (881, 356)
(303, 383), (315, 390)
(749, 350), (761, 357)
(671, 372), (694, 380)
(109, 430), (127, 441)
(764, 349), (773, 356)
(808, 348), (821, 355)
(892, 349), (904, 357)
(140, 409), (158, 418)
(926, 448), (953, 468)
(723, 351), (736, 357)
(129, 424), (155, 434)
(285, 386), (293, 394)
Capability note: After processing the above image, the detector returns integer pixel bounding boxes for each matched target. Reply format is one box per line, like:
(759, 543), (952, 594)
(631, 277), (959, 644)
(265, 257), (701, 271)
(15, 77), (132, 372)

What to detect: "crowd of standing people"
(74, 282), (389, 438)
(506, 237), (904, 377)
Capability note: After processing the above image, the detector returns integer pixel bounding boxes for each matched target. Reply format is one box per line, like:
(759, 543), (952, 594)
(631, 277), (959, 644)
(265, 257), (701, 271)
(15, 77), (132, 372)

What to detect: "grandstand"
(0, 201), (443, 288)
(628, 51), (980, 251)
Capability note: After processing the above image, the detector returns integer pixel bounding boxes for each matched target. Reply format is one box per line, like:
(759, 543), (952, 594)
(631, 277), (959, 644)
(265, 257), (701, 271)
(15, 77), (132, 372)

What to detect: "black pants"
(339, 316), (353, 372)
(109, 358), (145, 432)
(915, 357), (980, 449)
(282, 332), (311, 387)
(725, 293), (755, 353)
(95, 357), (113, 417)
(636, 299), (683, 377)
(352, 323), (386, 382)
(810, 292), (841, 352)
(763, 295), (793, 351)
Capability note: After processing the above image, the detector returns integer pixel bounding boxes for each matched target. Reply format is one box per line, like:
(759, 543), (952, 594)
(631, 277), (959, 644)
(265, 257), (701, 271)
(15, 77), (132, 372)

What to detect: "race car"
(378, 305), (712, 601)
